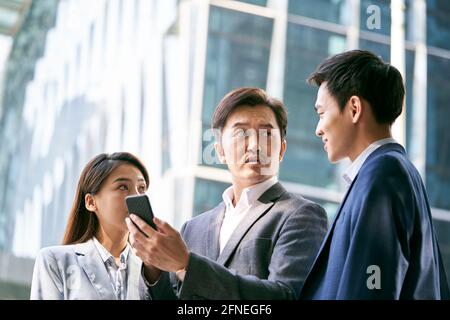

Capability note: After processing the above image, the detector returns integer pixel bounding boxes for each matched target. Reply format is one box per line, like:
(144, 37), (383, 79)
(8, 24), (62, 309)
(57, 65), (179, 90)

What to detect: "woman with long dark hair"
(31, 152), (151, 300)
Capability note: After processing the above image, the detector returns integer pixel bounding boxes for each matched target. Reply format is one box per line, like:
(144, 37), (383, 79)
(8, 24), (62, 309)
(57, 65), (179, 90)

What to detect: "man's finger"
(126, 217), (150, 243)
(129, 214), (157, 238)
(153, 217), (175, 236)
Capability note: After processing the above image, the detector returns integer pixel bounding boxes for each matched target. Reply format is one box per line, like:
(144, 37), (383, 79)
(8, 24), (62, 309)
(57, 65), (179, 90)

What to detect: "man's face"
(216, 104), (286, 186)
(314, 83), (354, 163)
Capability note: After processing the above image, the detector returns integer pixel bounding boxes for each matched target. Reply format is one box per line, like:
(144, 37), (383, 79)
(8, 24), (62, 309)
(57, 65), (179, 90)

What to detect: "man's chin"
(328, 152), (344, 164)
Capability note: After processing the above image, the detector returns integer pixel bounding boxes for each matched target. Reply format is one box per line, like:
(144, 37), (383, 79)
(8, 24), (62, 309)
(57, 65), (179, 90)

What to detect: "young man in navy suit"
(301, 50), (449, 299)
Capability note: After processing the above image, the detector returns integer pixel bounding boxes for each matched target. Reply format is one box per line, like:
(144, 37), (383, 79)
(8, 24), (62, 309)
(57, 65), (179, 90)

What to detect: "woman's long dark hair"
(62, 152), (149, 245)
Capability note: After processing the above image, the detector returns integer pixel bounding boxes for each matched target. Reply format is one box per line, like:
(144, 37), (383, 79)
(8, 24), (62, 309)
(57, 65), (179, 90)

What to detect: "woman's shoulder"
(36, 241), (90, 261)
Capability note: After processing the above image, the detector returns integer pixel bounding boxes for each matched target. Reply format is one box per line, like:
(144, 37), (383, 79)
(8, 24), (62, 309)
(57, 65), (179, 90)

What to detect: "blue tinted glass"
(282, 23), (346, 190)
(288, 0), (348, 25)
(426, 54), (450, 210)
(427, 0), (450, 50)
(193, 178), (229, 216)
(201, 6), (273, 167)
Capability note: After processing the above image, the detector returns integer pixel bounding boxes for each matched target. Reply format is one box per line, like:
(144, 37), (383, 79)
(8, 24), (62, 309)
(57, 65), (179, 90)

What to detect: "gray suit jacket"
(30, 239), (150, 300)
(151, 182), (328, 300)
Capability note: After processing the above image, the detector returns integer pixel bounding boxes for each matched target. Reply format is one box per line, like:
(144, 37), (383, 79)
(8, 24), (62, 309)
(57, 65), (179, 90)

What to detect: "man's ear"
(85, 193), (97, 213)
(348, 96), (363, 124)
(279, 139), (287, 162)
(215, 142), (226, 164)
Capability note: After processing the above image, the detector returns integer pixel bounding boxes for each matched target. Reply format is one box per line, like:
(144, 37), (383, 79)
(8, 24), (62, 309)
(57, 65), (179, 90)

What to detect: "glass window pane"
(288, 0), (348, 25)
(426, 54), (450, 211)
(282, 23), (346, 191)
(427, 0), (450, 51)
(193, 178), (229, 216)
(201, 6), (273, 168)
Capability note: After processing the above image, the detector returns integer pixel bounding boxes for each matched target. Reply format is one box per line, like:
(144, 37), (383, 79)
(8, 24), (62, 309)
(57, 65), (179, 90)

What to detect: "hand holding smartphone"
(125, 194), (157, 231)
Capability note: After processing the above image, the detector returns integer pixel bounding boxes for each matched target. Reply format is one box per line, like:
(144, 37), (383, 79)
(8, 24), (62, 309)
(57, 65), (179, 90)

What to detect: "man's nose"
(247, 131), (259, 153)
(315, 122), (323, 138)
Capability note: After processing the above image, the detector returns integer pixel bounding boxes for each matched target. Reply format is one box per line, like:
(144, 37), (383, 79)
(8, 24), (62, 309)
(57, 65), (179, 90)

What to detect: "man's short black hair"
(308, 50), (405, 125)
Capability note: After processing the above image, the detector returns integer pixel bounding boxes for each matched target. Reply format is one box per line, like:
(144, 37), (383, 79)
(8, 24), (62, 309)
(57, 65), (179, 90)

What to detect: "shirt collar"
(93, 237), (130, 265)
(222, 176), (278, 209)
(342, 138), (397, 187)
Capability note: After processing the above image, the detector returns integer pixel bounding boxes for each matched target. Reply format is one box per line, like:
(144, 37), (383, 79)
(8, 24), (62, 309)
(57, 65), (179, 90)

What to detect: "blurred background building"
(0, 0), (449, 299)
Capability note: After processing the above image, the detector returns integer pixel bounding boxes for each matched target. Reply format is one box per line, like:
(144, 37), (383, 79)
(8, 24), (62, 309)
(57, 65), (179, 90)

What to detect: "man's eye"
(139, 185), (146, 192)
(235, 131), (245, 138)
(260, 131), (272, 137)
(119, 185), (128, 191)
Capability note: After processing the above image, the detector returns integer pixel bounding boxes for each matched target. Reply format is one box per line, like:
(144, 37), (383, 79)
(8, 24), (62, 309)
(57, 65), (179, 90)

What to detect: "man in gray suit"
(126, 87), (328, 299)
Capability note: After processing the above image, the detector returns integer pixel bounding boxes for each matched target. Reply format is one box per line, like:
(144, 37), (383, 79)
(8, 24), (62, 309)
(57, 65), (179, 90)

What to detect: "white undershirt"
(219, 176), (278, 253)
(93, 237), (130, 300)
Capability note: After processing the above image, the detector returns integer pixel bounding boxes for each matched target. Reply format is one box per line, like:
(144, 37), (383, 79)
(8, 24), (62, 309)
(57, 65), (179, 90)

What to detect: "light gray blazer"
(151, 182), (328, 300)
(30, 239), (150, 300)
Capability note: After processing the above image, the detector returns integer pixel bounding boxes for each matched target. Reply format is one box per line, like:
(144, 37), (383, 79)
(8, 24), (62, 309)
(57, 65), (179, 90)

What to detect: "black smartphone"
(125, 194), (157, 231)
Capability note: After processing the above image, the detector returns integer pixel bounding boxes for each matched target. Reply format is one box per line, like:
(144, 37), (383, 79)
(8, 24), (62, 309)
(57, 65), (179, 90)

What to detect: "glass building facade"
(1, 0), (449, 298)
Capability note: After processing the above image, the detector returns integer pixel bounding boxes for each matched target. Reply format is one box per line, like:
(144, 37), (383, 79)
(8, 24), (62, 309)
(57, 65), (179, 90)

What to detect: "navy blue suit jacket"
(300, 143), (449, 299)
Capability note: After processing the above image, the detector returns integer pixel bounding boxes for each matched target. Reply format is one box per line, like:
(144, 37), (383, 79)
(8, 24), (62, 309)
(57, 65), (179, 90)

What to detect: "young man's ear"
(348, 96), (363, 124)
(85, 193), (97, 213)
(279, 139), (287, 162)
(214, 142), (226, 164)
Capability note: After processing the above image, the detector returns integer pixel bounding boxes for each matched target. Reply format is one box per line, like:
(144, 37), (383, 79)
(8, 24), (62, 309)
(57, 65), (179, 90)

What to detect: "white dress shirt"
(219, 176), (278, 253)
(93, 237), (130, 300)
(342, 137), (397, 188)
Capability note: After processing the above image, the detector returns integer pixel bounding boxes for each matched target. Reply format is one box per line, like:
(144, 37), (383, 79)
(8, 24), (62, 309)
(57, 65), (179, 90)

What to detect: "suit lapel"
(206, 203), (225, 261)
(311, 177), (356, 262)
(126, 251), (143, 300)
(216, 182), (286, 266)
(75, 239), (117, 300)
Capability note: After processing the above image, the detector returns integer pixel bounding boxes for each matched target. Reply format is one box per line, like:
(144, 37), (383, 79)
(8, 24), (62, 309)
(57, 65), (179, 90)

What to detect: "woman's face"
(89, 164), (148, 234)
